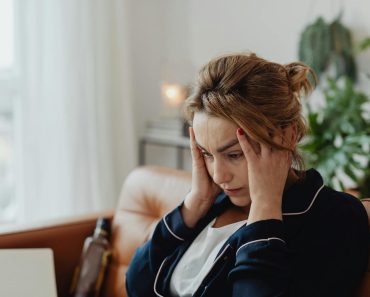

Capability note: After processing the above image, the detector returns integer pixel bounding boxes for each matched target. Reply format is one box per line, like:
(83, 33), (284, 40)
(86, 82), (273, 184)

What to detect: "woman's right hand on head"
(181, 127), (221, 228)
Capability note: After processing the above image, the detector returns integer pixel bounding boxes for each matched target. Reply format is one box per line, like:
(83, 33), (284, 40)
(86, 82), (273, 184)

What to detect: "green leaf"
(358, 37), (370, 52)
(302, 75), (370, 191)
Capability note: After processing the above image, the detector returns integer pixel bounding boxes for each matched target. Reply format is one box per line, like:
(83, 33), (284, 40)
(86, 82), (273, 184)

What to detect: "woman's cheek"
(236, 158), (249, 175)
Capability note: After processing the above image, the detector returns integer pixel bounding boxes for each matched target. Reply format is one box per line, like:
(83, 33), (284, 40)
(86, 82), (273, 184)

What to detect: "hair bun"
(285, 62), (316, 96)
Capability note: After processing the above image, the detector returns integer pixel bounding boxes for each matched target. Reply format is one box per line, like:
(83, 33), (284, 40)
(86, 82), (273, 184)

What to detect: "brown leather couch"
(0, 165), (369, 297)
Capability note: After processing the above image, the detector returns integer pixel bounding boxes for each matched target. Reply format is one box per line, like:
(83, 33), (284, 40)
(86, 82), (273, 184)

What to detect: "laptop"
(0, 248), (58, 297)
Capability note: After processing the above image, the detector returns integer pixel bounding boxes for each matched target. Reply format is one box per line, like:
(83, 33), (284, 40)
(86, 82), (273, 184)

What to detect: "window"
(0, 0), (14, 71)
(0, 0), (17, 223)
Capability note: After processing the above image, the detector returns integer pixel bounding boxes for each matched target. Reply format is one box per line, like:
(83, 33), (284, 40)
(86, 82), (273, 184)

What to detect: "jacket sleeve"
(125, 202), (196, 297)
(228, 194), (369, 297)
(228, 219), (290, 296)
(304, 193), (369, 297)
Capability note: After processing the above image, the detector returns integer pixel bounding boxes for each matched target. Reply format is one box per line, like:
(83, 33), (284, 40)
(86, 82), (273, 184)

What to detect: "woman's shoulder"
(315, 186), (368, 227)
(319, 185), (364, 208)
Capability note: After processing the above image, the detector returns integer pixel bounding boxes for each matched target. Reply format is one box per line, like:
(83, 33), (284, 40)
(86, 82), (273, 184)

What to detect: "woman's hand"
(181, 127), (221, 228)
(236, 128), (291, 224)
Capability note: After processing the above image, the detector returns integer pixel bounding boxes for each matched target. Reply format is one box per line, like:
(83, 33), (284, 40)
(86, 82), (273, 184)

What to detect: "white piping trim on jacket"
(193, 244), (231, 296)
(153, 258), (168, 297)
(208, 243), (230, 272)
(282, 183), (325, 216)
(236, 237), (286, 256)
(213, 243), (231, 264)
(163, 215), (185, 241)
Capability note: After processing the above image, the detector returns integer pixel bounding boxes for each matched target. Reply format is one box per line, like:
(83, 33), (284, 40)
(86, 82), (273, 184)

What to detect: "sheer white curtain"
(17, 0), (136, 222)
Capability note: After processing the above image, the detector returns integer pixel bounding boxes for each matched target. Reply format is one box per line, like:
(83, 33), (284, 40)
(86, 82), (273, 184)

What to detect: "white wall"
(129, 0), (370, 169)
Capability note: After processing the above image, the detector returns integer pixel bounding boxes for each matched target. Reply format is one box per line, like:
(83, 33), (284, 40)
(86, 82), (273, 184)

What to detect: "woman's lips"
(224, 188), (242, 195)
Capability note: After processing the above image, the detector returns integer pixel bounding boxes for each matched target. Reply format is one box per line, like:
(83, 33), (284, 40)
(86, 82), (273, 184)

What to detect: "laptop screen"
(0, 248), (58, 297)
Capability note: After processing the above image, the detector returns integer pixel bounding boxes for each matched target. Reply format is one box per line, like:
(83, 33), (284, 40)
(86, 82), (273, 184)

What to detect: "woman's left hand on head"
(236, 128), (291, 223)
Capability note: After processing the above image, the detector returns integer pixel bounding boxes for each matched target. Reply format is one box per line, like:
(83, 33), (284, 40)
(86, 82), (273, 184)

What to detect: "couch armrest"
(0, 209), (115, 297)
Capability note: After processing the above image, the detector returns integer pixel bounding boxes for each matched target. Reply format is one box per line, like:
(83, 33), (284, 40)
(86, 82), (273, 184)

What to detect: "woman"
(126, 53), (369, 296)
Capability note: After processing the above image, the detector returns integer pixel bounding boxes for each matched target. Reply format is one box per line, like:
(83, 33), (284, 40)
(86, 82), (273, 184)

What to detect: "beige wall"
(128, 0), (370, 169)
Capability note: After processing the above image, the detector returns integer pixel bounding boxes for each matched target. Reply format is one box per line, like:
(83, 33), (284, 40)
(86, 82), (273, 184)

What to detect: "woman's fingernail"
(237, 128), (244, 135)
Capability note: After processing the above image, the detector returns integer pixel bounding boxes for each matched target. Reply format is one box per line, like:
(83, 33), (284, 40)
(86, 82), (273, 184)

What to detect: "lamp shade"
(161, 83), (188, 107)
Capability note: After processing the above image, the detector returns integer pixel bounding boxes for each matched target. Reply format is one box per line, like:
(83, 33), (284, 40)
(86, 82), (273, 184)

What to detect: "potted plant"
(301, 77), (370, 196)
(298, 16), (370, 198)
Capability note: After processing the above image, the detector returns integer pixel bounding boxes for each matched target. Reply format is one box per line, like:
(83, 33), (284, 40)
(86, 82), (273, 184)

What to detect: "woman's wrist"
(181, 192), (210, 228)
(247, 199), (282, 225)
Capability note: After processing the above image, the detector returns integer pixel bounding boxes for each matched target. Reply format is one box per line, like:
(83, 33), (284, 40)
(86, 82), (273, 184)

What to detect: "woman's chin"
(229, 196), (251, 208)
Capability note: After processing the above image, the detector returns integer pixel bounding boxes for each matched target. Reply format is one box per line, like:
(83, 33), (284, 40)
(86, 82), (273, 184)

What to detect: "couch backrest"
(104, 166), (192, 297)
(104, 166), (370, 297)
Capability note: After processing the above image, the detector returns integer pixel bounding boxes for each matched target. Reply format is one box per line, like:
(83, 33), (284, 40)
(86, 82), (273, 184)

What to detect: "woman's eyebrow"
(196, 139), (240, 153)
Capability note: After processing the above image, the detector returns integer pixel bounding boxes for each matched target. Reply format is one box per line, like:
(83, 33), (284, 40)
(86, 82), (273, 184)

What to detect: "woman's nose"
(212, 160), (232, 185)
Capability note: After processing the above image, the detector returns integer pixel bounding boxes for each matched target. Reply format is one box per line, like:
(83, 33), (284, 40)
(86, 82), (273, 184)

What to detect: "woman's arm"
(127, 127), (222, 296)
(229, 219), (290, 296)
(181, 127), (221, 228)
(228, 128), (293, 296)
(228, 191), (369, 297)
(125, 202), (196, 297)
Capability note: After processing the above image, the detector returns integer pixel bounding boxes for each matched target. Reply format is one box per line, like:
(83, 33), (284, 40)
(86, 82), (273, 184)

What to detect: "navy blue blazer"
(126, 169), (369, 297)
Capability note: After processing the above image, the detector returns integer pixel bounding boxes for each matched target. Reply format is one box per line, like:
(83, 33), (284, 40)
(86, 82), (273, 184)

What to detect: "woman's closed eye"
(227, 152), (244, 160)
(201, 150), (244, 161)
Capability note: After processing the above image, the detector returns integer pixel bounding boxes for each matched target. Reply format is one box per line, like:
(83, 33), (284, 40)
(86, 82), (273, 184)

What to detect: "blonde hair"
(183, 52), (316, 172)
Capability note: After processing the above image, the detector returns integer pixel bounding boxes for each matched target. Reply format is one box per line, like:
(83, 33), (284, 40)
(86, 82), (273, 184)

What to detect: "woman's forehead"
(192, 112), (237, 131)
(193, 113), (240, 151)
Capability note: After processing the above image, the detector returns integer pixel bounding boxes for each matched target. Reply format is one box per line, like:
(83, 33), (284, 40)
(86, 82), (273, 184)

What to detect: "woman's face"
(192, 112), (251, 208)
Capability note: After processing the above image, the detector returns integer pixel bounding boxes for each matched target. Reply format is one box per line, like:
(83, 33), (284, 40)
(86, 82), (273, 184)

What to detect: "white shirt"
(170, 218), (247, 297)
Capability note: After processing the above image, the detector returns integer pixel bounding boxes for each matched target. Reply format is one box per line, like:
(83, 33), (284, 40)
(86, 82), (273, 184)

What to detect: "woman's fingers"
(260, 142), (270, 158)
(236, 128), (257, 162)
(237, 128), (291, 164)
(189, 127), (205, 167)
(260, 132), (284, 157)
(187, 128), (221, 207)
(189, 127), (198, 157)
